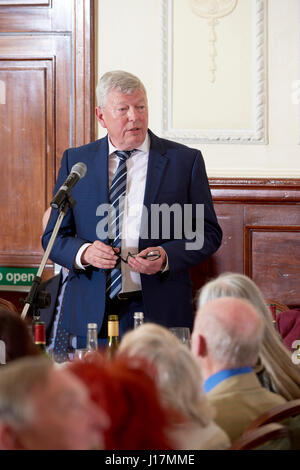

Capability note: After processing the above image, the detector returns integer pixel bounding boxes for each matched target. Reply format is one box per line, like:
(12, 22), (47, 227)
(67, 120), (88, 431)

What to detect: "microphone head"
(71, 162), (87, 179)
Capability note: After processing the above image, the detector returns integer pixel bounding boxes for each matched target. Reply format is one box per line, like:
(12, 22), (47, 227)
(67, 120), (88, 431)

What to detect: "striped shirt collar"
(108, 132), (150, 157)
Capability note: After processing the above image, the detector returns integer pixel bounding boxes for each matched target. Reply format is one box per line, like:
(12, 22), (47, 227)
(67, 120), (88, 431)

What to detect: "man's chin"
(124, 131), (146, 148)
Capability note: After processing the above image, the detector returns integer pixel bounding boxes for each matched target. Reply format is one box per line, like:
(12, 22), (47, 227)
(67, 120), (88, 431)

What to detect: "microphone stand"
(21, 192), (76, 321)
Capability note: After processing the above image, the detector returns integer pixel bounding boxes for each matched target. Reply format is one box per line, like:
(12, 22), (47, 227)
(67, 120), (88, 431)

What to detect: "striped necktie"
(106, 149), (135, 299)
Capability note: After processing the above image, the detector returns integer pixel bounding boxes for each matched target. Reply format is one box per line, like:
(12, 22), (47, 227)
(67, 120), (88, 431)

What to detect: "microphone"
(51, 162), (87, 209)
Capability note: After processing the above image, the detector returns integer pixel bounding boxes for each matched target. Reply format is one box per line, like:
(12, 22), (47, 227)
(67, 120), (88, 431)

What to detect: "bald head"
(192, 297), (264, 370)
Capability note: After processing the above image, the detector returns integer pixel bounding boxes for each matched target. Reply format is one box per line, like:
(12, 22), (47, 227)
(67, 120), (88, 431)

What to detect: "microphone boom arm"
(21, 196), (76, 320)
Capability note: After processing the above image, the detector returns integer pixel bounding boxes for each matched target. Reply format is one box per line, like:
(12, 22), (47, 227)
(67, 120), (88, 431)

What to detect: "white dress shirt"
(75, 134), (150, 293)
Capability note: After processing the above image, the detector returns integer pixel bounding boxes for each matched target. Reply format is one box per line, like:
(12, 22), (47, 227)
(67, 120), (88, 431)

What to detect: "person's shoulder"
(65, 137), (107, 156)
(149, 130), (203, 160)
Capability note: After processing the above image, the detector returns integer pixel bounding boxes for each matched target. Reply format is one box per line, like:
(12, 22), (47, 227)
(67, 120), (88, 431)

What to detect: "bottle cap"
(34, 322), (46, 344)
(108, 315), (119, 322)
(134, 312), (144, 319)
(87, 323), (98, 329)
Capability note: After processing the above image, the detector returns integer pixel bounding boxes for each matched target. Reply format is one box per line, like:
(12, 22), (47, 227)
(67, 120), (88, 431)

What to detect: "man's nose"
(127, 106), (138, 121)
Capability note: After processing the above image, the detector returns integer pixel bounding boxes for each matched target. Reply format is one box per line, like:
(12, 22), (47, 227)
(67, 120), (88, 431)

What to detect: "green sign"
(0, 267), (37, 287)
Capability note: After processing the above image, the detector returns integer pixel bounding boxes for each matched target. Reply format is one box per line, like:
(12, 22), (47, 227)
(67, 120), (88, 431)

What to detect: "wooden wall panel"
(0, 0), (72, 32)
(0, 0), (94, 307)
(245, 226), (300, 306)
(0, 62), (52, 263)
(0, 1), (50, 5)
(191, 178), (300, 308)
(0, 36), (71, 267)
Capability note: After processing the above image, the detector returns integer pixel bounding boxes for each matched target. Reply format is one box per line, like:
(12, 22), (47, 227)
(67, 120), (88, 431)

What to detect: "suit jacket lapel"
(88, 136), (109, 205)
(143, 130), (168, 208)
(139, 131), (168, 248)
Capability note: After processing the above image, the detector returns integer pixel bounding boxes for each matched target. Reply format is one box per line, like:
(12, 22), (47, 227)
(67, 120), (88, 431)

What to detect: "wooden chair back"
(230, 423), (289, 450)
(245, 399), (300, 432)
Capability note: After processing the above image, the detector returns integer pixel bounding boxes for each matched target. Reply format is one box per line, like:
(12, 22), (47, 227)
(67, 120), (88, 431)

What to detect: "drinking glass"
(169, 327), (191, 348)
(74, 348), (88, 360)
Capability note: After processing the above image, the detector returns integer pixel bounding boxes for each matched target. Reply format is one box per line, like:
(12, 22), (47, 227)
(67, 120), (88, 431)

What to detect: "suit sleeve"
(42, 150), (90, 270)
(161, 150), (222, 272)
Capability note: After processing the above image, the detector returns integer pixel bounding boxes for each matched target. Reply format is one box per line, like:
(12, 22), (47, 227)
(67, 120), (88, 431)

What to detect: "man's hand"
(128, 247), (167, 275)
(81, 241), (119, 269)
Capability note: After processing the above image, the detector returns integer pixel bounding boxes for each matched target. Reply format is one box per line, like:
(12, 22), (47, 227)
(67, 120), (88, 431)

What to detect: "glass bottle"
(106, 315), (119, 358)
(134, 311), (144, 329)
(0, 339), (6, 365)
(87, 323), (98, 352)
(34, 321), (47, 354)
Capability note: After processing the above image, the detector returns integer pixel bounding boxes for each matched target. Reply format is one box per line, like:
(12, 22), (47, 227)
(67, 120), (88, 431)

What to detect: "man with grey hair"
(191, 297), (286, 442)
(43, 70), (222, 348)
(0, 356), (109, 450)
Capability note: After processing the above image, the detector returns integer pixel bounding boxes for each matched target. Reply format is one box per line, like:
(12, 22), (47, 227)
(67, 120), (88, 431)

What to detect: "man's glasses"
(112, 247), (161, 264)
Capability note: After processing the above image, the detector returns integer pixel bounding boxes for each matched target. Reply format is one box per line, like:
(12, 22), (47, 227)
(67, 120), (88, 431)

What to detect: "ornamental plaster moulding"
(189, 0), (238, 83)
(160, 0), (268, 145)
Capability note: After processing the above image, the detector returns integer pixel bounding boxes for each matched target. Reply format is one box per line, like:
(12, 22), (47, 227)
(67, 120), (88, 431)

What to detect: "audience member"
(119, 323), (230, 449)
(0, 356), (109, 450)
(191, 297), (286, 442)
(198, 272), (300, 400)
(0, 306), (39, 364)
(68, 353), (177, 450)
(0, 298), (18, 314)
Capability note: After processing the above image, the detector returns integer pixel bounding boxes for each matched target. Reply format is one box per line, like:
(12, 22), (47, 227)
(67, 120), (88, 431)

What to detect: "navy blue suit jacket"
(42, 130), (222, 336)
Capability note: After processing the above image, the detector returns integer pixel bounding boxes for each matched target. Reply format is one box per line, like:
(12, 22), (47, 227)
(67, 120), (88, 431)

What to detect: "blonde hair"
(119, 323), (213, 427)
(198, 272), (300, 400)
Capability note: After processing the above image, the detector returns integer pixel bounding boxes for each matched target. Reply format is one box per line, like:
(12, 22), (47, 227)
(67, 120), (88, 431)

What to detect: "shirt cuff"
(74, 243), (92, 270)
(159, 247), (169, 273)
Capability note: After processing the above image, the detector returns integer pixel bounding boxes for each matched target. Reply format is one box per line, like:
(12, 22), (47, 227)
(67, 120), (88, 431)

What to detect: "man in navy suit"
(42, 70), (222, 348)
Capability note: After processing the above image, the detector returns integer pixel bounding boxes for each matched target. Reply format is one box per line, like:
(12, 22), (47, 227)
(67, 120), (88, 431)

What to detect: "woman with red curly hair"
(67, 354), (178, 450)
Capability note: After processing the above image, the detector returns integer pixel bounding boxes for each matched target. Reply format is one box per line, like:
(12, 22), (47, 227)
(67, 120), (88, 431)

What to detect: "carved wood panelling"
(245, 226), (300, 306)
(191, 178), (300, 308)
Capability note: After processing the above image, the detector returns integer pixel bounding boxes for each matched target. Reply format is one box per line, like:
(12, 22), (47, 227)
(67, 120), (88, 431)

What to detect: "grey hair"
(195, 297), (264, 368)
(119, 323), (214, 427)
(198, 272), (300, 400)
(96, 70), (147, 108)
(0, 356), (52, 427)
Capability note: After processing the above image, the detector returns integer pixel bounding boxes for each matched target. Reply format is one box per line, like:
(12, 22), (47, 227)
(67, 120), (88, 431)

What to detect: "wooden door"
(0, 0), (94, 308)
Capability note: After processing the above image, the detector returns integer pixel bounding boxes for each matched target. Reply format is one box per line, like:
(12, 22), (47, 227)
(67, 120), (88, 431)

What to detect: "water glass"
(169, 327), (191, 348)
(74, 348), (88, 360)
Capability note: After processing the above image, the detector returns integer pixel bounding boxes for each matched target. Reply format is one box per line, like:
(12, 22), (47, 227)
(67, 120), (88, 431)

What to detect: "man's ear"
(0, 424), (24, 450)
(193, 334), (207, 358)
(95, 106), (106, 129)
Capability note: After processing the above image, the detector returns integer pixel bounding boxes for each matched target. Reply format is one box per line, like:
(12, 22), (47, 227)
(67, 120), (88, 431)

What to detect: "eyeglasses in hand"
(112, 248), (161, 264)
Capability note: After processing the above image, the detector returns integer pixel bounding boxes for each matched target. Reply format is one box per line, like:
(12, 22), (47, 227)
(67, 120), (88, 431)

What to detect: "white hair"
(119, 323), (214, 427)
(198, 272), (300, 400)
(195, 297), (264, 368)
(96, 70), (147, 108)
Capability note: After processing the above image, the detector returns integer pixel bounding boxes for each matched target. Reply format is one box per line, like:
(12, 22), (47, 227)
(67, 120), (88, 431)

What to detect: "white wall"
(95, 0), (300, 178)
